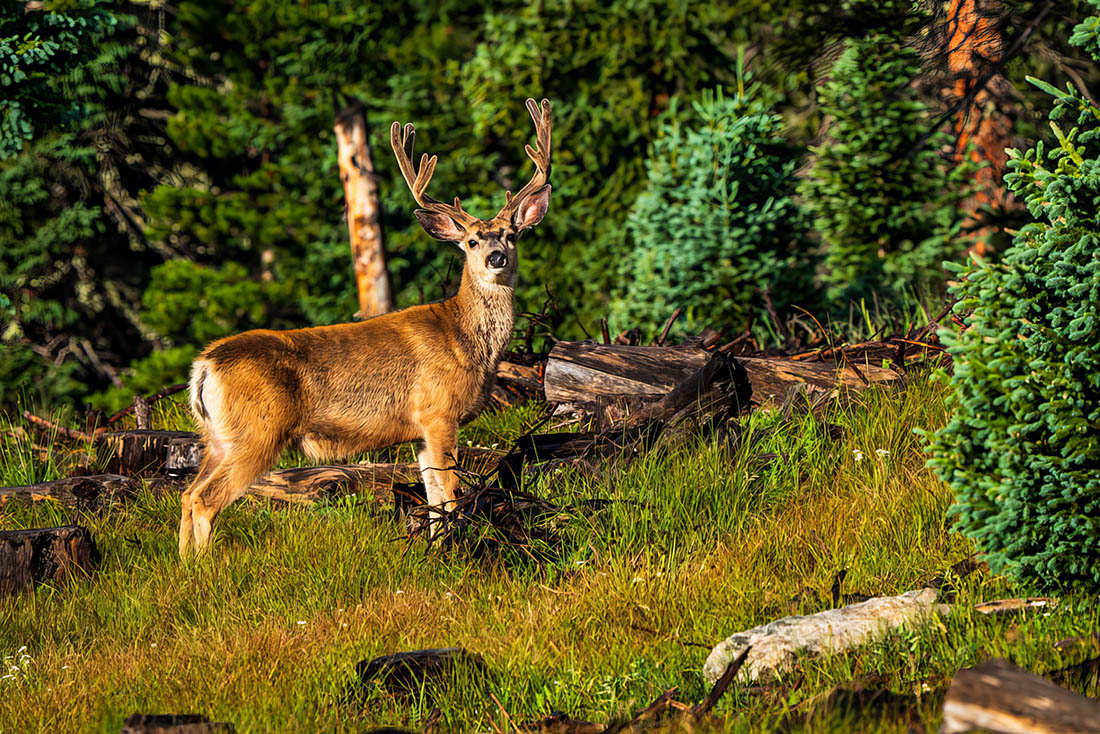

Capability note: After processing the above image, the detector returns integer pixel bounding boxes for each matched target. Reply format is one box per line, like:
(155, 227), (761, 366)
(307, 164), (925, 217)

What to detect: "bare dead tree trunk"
(335, 104), (391, 319)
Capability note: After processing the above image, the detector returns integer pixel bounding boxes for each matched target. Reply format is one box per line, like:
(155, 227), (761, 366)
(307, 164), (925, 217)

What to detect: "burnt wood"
(120, 713), (234, 734)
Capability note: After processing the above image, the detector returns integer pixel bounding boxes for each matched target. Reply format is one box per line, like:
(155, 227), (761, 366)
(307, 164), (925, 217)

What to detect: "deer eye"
(506, 233), (517, 244)
(467, 239), (478, 248)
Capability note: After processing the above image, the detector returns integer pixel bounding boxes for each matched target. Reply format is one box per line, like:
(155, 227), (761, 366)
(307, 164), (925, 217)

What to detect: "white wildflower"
(875, 449), (890, 457)
(853, 449), (864, 463)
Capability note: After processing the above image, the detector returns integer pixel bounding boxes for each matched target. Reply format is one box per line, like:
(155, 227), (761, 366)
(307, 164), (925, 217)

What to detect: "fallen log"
(543, 342), (708, 404)
(703, 588), (950, 684)
(498, 359), (543, 395)
(249, 447), (502, 505)
(247, 463), (419, 504)
(738, 355), (897, 404)
(0, 525), (99, 596)
(0, 448), (501, 510)
(120, 713), (234, 734)
(0, 474), (138, 511)
(940, 658), (1100, 734)
(543, 341), (898, 408)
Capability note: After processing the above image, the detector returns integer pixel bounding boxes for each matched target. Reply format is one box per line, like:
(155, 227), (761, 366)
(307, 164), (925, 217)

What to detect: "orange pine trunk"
(943, 0), (1014, 253)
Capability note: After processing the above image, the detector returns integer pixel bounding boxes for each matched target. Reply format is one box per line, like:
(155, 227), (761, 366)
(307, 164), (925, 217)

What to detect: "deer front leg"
(417, 419), (460, 529)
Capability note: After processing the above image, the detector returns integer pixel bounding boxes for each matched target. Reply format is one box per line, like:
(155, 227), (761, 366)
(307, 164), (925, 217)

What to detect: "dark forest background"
(2, 0), (1097, 412)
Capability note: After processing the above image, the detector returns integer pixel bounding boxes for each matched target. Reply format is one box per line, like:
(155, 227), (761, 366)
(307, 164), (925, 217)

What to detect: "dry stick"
(489, 692), (520, 733)
(654, 306), (683, 346)
(911, 297), (958, 346)
(21, 411), (94, 443)
(891, 338), (946, 351)
(759, 287), (790, 342)
(600, 318), (611, 345)
(691, 645), (751, 721)
(100, 382), (189, 432)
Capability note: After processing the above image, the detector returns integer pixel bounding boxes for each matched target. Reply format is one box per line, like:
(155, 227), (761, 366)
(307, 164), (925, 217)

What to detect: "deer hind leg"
(179, 436), (228, 558)
(188, 438), (283, 553)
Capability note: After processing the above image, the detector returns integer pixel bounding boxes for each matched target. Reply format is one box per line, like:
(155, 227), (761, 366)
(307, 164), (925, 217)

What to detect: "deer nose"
(486, 251), (507, 269)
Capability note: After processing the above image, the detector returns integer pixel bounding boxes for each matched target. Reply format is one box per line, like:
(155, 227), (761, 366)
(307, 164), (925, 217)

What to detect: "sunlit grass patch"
(1, 376), (1096, 733)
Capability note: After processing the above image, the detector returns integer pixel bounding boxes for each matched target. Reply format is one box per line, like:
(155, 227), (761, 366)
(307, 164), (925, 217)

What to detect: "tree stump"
(165, 435), (205, 475)
(0, 525), (99, 596)
(95, 430), (199, 476)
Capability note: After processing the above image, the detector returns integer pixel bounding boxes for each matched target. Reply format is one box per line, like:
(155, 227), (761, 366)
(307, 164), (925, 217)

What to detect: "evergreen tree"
(612, 85), (811, 337)
(0, 0), (176, 410)
(928, 2), (1100, 591)
(799, 34), (975, 306)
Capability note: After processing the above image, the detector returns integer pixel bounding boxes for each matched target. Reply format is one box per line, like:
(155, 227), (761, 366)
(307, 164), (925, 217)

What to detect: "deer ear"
(415, 210), (467, 243)
(512, 185), (551, 231)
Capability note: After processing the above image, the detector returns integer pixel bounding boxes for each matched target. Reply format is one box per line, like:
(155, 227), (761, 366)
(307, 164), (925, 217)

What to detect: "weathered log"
(622, 350), (750, 429)
(335, 103), (391, 319)
(940, 658), (1100, 734)
(120, 713), (234, 734)
(704, 588), (950, 683)
(492, 359), (545, 408)
(544, 342), (709, 404)
(738, 356), (897, 404)
(498, 359), (542, 394)
(543, 342), (898, 408)
(0, 525), (99, 596)
(0, 473), (138, 511)
(356, 647), (486, 695)
(95, 430), (199, 476)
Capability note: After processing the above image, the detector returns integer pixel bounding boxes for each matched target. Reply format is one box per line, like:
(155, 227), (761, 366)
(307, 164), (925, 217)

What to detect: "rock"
(356, 647), (485, 695)
(703, 588), (949, 683)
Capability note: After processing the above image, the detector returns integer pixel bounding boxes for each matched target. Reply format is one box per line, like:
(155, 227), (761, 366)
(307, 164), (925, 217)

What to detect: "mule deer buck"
(178, 98), (552, 556)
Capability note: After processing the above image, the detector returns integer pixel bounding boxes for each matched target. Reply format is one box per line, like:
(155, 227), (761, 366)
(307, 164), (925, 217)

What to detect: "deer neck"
(449, 263), (515, 371)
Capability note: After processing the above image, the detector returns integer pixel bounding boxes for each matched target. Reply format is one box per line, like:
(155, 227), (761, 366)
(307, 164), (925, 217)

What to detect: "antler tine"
(389, 119), (478, 225)
(497, 98), (552, 221)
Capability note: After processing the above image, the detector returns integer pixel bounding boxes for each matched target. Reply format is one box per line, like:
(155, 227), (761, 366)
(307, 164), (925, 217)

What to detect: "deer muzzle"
(486, 250), (508, 270)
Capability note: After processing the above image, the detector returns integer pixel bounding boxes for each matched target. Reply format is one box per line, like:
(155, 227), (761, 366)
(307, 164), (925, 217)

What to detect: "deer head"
(390, 98), (552, 288)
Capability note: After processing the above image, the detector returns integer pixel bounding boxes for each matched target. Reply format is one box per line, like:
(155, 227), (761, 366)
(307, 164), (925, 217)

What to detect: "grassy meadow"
(1, 374), (1098, 732)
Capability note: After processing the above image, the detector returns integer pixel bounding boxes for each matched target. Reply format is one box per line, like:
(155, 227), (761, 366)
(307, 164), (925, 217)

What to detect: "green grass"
(1, 377), (1097, 732)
